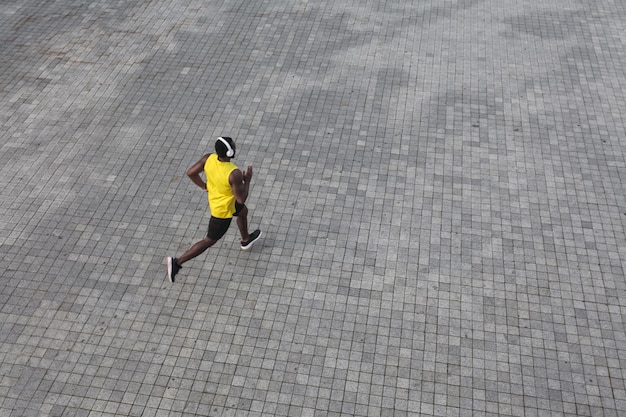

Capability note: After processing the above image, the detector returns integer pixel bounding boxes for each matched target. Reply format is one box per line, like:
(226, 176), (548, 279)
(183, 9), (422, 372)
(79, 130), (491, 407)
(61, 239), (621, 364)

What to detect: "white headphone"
(217, 137), (234, 157)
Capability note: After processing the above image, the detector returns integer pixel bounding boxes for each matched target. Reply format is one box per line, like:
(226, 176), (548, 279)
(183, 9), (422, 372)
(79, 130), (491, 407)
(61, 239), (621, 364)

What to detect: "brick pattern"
(1, 0), (625, 416)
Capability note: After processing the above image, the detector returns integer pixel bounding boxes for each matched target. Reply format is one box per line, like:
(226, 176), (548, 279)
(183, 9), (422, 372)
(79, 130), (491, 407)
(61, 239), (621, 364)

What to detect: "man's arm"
(187, 154), (211, 191)
(230, 165), (253, 204)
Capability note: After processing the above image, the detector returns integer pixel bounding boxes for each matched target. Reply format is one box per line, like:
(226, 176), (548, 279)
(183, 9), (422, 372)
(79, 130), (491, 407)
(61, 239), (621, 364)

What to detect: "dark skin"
(176, 148), (254, 265)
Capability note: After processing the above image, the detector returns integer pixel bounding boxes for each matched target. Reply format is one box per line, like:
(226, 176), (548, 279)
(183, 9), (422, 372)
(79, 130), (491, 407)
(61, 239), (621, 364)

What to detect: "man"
(166, 136), (261, 282)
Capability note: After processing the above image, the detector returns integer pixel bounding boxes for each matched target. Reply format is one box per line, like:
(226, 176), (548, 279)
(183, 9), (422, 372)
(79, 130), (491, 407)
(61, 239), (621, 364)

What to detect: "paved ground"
(1, 0), (625, 416)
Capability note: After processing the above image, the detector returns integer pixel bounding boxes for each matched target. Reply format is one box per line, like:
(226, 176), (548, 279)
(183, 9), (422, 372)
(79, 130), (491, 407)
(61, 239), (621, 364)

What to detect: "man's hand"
(243, 166), (253, 183)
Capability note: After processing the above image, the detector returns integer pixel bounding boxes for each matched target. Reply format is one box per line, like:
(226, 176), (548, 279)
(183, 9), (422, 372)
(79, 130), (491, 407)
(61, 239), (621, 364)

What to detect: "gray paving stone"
(1, 0), (626, 416)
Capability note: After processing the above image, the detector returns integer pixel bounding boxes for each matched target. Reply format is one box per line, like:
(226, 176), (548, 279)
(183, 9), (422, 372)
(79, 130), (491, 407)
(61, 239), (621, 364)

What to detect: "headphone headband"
(217, 137), (234, 157)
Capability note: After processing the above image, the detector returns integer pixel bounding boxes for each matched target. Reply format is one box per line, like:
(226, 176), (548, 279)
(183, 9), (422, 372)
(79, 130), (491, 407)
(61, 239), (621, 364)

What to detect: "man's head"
(215, 137), (236, 159)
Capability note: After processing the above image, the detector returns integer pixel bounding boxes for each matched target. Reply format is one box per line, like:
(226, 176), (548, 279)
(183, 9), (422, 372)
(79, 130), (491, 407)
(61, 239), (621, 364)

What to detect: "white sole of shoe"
(166, 257), (174, 282)
(241, 231), (262, 251)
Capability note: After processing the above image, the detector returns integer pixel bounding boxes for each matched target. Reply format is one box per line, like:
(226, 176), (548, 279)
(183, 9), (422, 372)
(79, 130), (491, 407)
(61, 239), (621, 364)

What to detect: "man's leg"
(177, 236), (217, 265)
(235, 204), (250, 242)
(166, 216), (230, 282)
(235, 203), (262, 251)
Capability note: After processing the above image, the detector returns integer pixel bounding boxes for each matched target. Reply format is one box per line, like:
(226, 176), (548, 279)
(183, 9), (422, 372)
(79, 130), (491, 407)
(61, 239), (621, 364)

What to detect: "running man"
(166, 136), (261, 282)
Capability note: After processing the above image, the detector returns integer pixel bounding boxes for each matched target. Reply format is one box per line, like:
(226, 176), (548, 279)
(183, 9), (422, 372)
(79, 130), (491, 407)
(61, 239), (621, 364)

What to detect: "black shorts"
(207, 202), (245, 240)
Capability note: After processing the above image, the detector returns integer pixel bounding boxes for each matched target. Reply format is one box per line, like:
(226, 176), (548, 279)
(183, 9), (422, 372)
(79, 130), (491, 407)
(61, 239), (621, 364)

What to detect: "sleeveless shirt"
(204, 153), (238, 218)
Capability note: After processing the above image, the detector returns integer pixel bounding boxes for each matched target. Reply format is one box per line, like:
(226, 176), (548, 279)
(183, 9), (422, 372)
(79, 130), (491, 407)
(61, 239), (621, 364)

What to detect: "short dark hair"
(215, 137), (234, 158)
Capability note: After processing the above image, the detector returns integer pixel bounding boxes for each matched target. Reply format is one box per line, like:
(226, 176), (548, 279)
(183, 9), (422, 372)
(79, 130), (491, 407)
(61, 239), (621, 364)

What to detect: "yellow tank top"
(204, 153), (238, 218)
